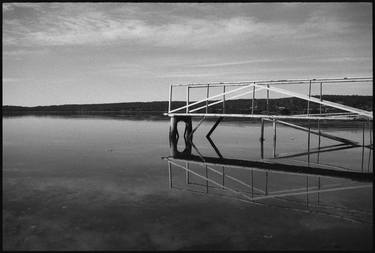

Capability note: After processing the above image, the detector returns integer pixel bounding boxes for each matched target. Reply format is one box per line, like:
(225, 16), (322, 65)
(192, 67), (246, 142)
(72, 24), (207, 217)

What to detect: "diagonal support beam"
(206, 117), (223, 138)
(274, 144), (359, 160)
(169, 84), (253, 113)
(270, 119), (359, 145)
(253, 84), (373, 119)
(189, 87), (264, 113)
(187, 116), (206, 139)
(207, 136), (223, 159)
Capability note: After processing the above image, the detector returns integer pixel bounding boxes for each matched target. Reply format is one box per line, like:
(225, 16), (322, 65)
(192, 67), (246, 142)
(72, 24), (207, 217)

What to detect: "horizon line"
(3, 94), (373, 108)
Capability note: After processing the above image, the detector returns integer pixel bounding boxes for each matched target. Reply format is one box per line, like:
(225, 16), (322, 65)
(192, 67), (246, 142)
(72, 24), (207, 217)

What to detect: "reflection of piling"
(265, 171), (268, 195)
(185, 162), (189, 184)
(273, 119), (277, 158)
(206, 165), (209, 193)
(361, 121), (366, 172)
(169, 116), (193, 157)
(251, 169), (254, 198)
(168, 162), (172, 189)
(307, 120), (311, 166)
(260, 118), (265, 141)
(260, 118), (265, 159)
(222, 167), (225, 189)
(367, 120), (372, 172)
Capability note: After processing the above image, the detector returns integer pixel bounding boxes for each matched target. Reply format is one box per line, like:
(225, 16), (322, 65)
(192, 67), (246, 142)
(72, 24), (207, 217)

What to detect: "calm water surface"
(3, 115), (373, 250)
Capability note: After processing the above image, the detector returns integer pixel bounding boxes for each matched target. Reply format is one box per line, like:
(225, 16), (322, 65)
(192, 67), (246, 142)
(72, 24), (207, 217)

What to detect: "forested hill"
(3, 95), (373, 115)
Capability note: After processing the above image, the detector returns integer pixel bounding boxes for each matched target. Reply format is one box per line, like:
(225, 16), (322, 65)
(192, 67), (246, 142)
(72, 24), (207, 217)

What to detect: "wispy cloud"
(195, 59), (279, 68)
(3, 77), (27, 83)
(195, 56), (371, 68)
(3, 2), (44, 12)
(5, 15), (287, 47)
(3, 48), (49, 56)
(3, 3), (360, 49)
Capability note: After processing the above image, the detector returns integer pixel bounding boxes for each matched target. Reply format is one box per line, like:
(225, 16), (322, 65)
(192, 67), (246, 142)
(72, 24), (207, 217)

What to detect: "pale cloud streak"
(4, 15), (286, 48)
(3, 77), (26, 83)
(195, 56), (371, 68)
(3, 3), (362, 49)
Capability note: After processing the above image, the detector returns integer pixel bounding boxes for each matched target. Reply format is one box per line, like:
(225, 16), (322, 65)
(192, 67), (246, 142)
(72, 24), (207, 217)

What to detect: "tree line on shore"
(3, 95), (372, 115)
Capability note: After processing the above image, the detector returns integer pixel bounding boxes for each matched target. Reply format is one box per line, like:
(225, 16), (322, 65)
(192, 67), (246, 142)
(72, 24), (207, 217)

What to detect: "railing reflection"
(162, 125), (373, 223)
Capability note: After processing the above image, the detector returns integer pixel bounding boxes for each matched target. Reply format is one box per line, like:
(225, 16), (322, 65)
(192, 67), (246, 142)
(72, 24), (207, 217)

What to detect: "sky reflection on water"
(3, 115), (373, 250)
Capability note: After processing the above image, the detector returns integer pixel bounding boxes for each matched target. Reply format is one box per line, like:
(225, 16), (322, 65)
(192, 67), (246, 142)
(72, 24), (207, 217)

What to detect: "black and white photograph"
(3, 2), (373, 251)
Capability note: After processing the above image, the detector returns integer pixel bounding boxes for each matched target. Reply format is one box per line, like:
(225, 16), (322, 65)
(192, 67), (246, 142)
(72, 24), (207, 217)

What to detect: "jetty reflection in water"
(163, 123), (372, 223)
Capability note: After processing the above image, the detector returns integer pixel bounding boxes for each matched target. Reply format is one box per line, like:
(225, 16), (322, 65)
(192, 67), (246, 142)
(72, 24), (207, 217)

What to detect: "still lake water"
(3, 115), (373, 250)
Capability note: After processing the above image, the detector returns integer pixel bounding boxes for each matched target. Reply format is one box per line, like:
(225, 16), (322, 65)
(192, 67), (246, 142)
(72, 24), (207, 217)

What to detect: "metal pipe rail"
(171, 77), (373, 87)
(167, 77), (373, 120)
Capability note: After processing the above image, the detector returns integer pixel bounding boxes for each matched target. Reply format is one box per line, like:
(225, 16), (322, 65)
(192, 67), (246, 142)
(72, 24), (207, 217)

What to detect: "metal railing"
(166, 77), (373, 120)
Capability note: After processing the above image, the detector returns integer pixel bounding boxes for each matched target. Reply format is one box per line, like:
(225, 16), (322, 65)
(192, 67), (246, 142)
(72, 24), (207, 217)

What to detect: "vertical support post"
(367, 119), (372, 172)
(185, 162), (189, 184)
(260, 118), (265, 159)
(206, 84), (210, 114)
(307, 119), (311, 166)
(266, 84), (270, 115)
(273, 119), (277, 158)
(186, 85), (190, 113)
(265, 171), (268, 195)
(361, 121), (365, 172)
(252, 85), (255, 114)
(223, 85), (226, 114)
(307, 80), (311, 170)
(205, 165), (209, 193)
(369, 119), (373, 147)
(169, 116), (177, 155)
(317, 120), (321, 164)
(367, 148), (372, 173)
(317, 115), (321, 204)
(307, 80), (311, 116)
(319, 82), (323, 114)
(317, 82), (322, 194)
(222, 167), (225, 189)
(168, 162), (172, 189)
(306, 176), (309, 207)
(168, 85), (173, 113)
(251, 169), (254, 198)
(261, 118), (265, 141)
(317, 82), (323, 185)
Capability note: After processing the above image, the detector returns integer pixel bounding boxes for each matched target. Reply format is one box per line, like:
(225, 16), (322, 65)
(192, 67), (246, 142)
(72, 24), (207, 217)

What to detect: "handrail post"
(307, 80), (311, 116)
(186, 85), (190, 113)
(252, 84), (255, 114)
(223, 85), (226, 113)
(273, 119), (277, 158)
(319, 82), (323, 114)
(206, 84), (210, 114)
(168, 84), (173, 113)
(266, 84), (270, 115)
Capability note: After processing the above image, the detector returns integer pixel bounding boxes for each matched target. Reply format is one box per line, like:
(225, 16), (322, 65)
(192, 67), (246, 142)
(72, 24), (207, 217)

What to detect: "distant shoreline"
(3, 111), (372, 129)
(3, 95), (372, 128)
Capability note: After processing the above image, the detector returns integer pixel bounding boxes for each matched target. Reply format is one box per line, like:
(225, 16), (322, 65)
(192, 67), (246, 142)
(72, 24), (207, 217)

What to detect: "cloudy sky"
(3, 3), (372, 106)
